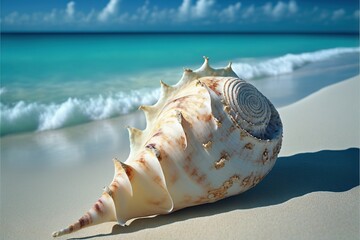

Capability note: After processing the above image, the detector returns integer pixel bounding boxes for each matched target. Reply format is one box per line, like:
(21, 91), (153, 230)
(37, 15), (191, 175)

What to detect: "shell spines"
(52, 57), (283, 238)
(127, 126), (144, 153)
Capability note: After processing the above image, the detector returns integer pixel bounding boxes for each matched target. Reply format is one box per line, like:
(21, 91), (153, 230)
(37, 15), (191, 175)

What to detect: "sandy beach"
(1, 75), (359, 240)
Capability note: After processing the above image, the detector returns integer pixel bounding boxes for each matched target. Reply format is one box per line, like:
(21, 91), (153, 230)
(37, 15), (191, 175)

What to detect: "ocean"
(1, 33), (359, 136)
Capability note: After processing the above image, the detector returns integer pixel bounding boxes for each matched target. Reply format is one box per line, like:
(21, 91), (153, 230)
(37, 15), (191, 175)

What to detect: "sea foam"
(232, 47), (360, 79)
(1, 89), (160, 136)
(1, 47), (359, 136)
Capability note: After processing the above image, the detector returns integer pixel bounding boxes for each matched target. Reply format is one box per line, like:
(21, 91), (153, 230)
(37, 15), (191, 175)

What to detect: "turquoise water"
(1, 33), (359, 135)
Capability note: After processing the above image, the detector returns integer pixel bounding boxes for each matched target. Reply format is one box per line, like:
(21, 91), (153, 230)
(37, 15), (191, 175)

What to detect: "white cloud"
(66, 1), (75, 18)
(219, 2), (241, 22)
(178, 0), (192, 19)
(98, 0), (120, 22)
(178, 0), (214, 20)
(288, 0), (298, 13)
(272, 2), (287, 17)
(2, 0), (359, 29)
(193, 0), (215, 18)
(332, 8), (345, 20)
(262, 0), (298, 18)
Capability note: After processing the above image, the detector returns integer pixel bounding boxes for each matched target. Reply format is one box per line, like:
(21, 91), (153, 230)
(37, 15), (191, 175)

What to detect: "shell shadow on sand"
(69, 147), (359, 240)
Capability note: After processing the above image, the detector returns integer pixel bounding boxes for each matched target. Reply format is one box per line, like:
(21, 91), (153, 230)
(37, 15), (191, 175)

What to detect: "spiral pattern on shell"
(223, 77), (279, 140)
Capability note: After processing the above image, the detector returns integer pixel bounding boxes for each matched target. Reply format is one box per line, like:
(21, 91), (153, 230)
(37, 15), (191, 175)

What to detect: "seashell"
(52, 57), (283, 237)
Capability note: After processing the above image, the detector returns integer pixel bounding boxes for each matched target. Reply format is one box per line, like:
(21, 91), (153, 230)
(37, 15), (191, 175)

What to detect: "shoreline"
(1, 50), (359, 137)
(1, 76), (359, 239)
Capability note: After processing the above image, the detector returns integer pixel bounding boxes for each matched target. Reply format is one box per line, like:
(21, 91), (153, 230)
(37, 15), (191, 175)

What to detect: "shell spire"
(199, 56), (212, 72)
(139, 104), (157, 124)
(52, 191), (116, 237)
(195, 56), (237, 78)
(160, 80), (175, 98)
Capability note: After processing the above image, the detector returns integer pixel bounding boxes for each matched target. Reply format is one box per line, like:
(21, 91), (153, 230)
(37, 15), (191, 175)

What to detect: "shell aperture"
(52, 57), (283, 237)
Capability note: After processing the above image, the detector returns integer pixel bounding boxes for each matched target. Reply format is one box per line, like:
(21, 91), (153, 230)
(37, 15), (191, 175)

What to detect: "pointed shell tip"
(52, 231), (60, 237)
(226, 61), (232, 69)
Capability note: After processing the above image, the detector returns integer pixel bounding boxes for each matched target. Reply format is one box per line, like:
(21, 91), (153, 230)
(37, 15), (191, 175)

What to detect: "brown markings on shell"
(110, 179), (120, 192)
(183, 153), (208, 185)
(136, 156), (152, 173)
(79, 213), (92, 228)
(147, 198), (165, 206)
(214, 151), (230, 169)
(145, 192), (168, 206)
(207, 174), (240, 201)
(93, 198), (105, 215)
(221, 151), (230, 160)
(241, 173), (254, 188)
(176, 136), (187, 150)
(197, 113), (212, 122)
(153, 175), (162, 186)
(214, 158), (226, 169)
(240, 130), (248, 140)
(244, 143), (253, 150)
(214, 117), (222, 128)
(197, 174), (207, 184)
(163, 96), (191, 110)
(180, 113), (194, 129)
(170, 171), (179, 184)
(162, 134), (173, 146)
(153, 175), (168, 192)
(223, 105), (231, 113)
(123, 164), (134, 181)
(206, 79), (222, 96)
(229, 125), (236, 133)
(94, 203), (102, 215)
(157, 146), (169, 162)
(145, 143), (161, 158)
(147, 130), (169, 162)
(207, 188), (226, 200)
(262, 148), (269, 164)
(202, 140), (212, 149)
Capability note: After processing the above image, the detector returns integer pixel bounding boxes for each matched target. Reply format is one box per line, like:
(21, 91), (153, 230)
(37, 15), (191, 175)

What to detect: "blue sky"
(1, 0), (359, 32)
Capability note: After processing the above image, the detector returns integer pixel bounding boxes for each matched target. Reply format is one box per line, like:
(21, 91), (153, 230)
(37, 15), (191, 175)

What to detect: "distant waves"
(1, 47), (359, 136)
(232, 47), (360, 79)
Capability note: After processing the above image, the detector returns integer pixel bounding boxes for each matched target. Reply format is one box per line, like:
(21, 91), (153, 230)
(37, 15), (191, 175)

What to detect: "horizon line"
(1, 30), (359, 35)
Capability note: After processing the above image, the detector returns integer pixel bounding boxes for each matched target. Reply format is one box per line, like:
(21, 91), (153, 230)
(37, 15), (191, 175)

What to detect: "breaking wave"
(232, 47), (360, 79)
(1, 47), (359, 136)
(1, 88), (160, 136)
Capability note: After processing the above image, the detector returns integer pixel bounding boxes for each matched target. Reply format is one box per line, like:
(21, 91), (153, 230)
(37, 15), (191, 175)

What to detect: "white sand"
(1, 76), (359, 240)
(279, 75), (360, 156)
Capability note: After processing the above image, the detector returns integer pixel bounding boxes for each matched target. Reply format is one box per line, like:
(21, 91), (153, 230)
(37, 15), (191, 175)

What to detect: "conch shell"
(52, 57), (283, 237)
